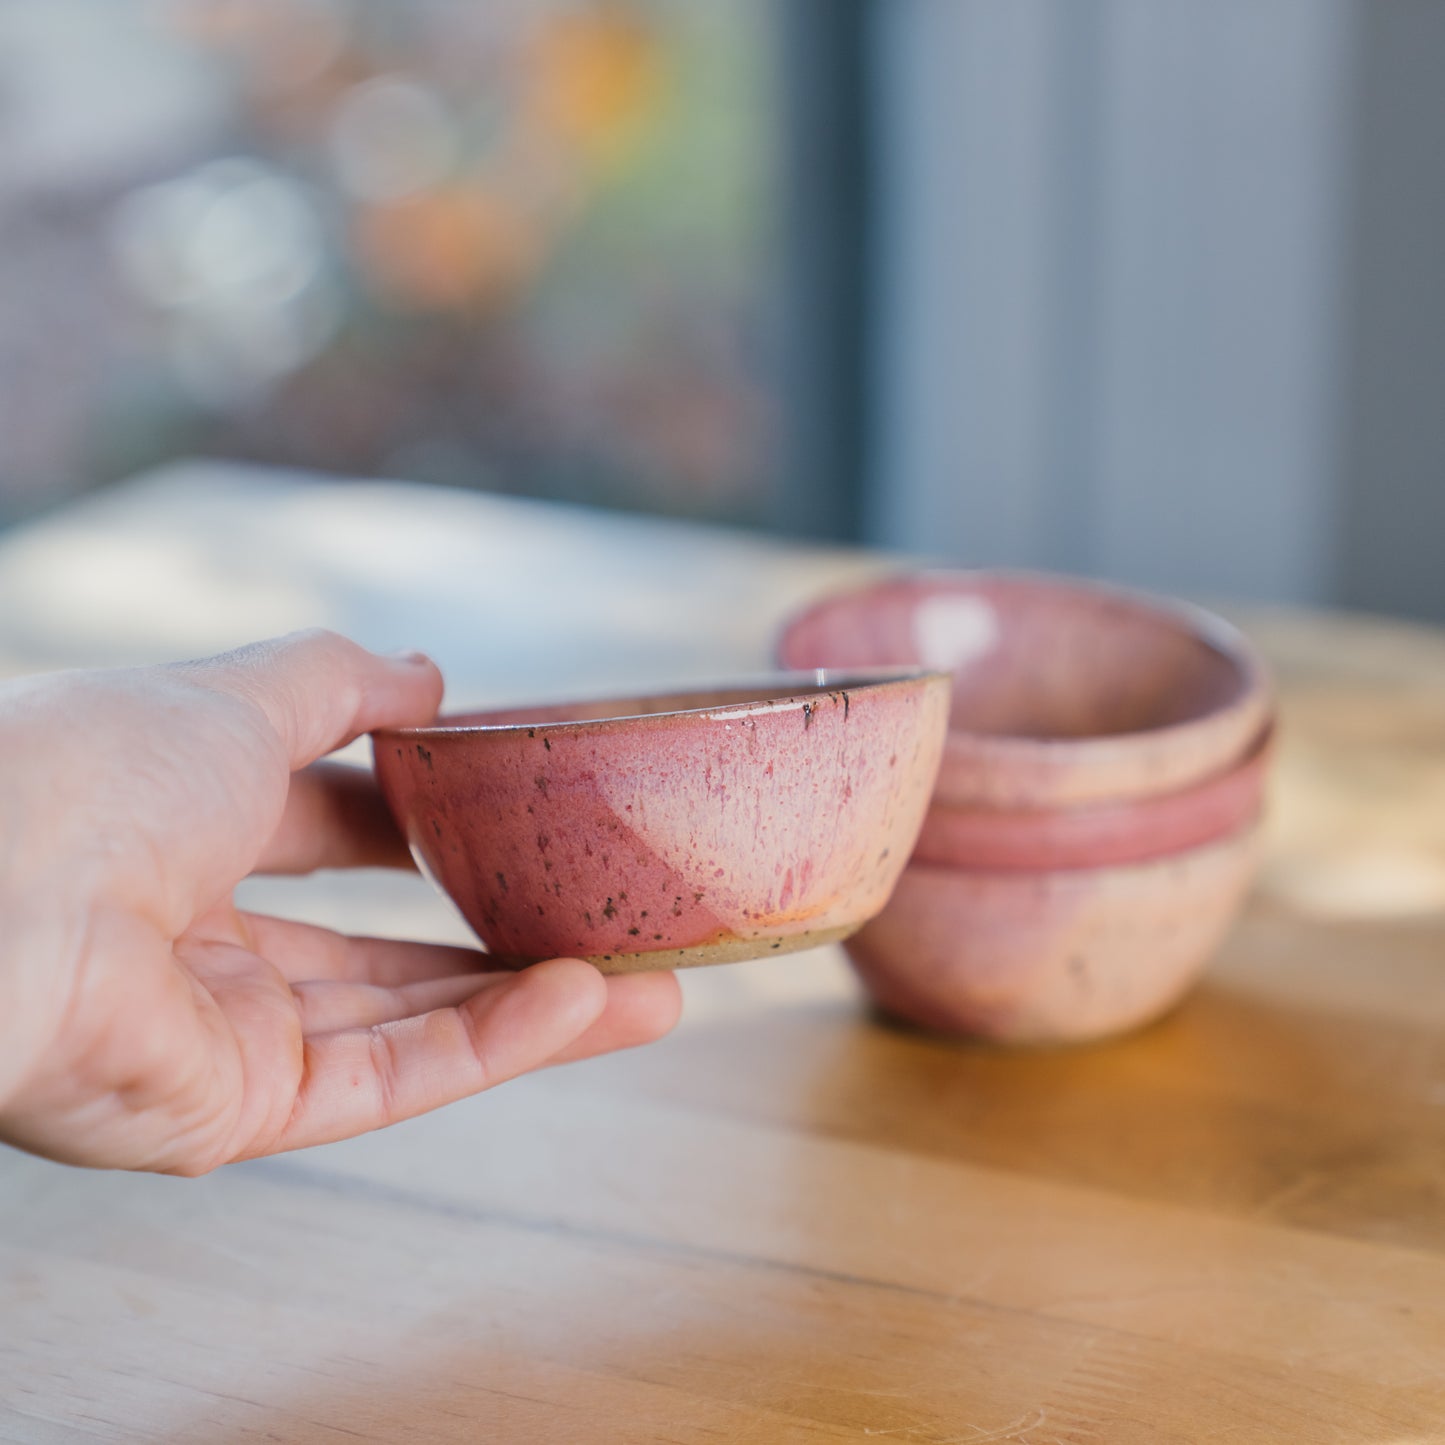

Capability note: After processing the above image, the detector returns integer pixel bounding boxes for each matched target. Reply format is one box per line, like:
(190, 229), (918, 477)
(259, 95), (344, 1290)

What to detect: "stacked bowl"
(777, 572), (1274, 1044)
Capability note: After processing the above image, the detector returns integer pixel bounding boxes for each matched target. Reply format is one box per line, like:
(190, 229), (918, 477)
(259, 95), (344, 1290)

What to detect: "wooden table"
(4, 463), (1445, 1443)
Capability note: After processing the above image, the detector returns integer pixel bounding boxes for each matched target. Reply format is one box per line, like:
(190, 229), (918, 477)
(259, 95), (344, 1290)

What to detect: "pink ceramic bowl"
(373, 670), (950, 972)
(910, 723), (1273, 871)
(777, 571), (1272, 809)
(845, 823), (1261, 1044)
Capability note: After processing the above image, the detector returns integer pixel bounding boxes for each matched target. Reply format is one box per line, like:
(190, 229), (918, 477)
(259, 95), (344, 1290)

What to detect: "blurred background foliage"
(0, 0), (778, 526)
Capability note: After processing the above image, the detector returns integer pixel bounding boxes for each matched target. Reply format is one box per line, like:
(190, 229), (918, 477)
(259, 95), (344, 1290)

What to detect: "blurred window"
(0, 0), (789, 528)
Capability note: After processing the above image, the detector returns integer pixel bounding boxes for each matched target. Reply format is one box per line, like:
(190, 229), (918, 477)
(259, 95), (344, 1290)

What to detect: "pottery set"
(372, 567), (1271, 1045)
(777, 572), (1274, 1043)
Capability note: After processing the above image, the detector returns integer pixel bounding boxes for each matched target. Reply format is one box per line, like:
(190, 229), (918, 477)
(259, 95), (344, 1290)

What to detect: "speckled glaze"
(373, 670), (950, 972)
(846, 824), (1261, 1044)
(777, 571), (1273, 809)
(912, 723), (1273, 871)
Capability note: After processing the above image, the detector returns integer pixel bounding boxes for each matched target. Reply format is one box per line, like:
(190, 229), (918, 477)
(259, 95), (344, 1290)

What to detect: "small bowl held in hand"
(778, 570), (1272, 809)
(373, 670), (950, 972)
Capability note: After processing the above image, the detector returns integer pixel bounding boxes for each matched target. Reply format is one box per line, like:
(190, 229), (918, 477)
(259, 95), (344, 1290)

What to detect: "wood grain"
(3, 466), (1445, 1442)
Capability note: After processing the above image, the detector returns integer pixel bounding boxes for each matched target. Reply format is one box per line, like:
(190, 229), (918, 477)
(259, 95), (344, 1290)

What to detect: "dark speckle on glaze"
(416, 743), (433, 770)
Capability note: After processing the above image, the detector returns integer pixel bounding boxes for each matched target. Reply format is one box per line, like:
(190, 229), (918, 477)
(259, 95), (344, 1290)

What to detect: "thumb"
(182, 630), (445, 768)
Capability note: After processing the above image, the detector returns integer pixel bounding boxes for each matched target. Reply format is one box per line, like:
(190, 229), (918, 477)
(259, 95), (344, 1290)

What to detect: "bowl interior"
(779, 574), (1255, 741)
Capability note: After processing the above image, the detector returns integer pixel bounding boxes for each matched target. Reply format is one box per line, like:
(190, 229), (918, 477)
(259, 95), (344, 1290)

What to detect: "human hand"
(0, 631), (681, 1173)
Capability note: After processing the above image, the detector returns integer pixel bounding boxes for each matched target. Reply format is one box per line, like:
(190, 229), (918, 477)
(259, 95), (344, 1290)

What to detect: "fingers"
(244, 914), (680, 1048)
(545, 970), (683, 1066)
(226, 912), (682, 1160)
(289, 972), (513, 1034)
(256, 762), (414, 874)
(266, 958), (608, 1154)
(184, 630), (444, 770)
(288, 967), (681, 1062)
(240, 913), (502, 987)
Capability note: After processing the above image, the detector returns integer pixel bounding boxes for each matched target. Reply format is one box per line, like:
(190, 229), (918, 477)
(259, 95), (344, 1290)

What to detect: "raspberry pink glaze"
(373, 671), (949, 971)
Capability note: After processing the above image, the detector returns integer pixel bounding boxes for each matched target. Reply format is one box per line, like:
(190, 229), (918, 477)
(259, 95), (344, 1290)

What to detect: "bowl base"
(485, 922), (859, 974)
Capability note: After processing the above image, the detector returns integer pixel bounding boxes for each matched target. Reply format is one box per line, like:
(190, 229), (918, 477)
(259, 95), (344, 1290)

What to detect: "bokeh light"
(329, 75), (457, 204)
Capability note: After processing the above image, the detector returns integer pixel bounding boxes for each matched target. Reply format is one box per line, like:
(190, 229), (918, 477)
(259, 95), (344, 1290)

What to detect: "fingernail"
(388, 649), (433, 667)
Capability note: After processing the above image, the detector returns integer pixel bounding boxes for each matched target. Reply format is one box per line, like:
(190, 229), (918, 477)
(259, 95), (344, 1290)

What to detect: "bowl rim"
(373, 666), (949, 740)
(894, 812), (1264, 886)
(924, 715), (1276, 822)
(911, 719), (1275, 870)
(775, 567), (1273, 750)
